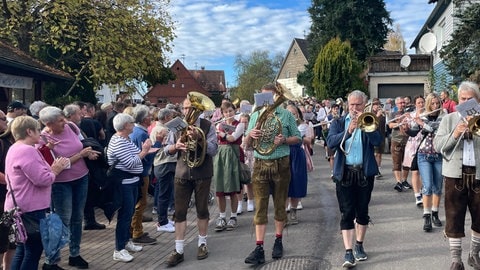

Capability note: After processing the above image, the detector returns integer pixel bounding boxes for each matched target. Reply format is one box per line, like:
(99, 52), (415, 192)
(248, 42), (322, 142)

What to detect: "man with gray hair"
(327, 90), (382, 268)
(150, 108), (175, 233)
(433, 81), (480, 270)
(129, 104), (158, 245)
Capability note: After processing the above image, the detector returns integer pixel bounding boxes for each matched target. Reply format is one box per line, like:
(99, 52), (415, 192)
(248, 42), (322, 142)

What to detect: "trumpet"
(340, 103), (379, 155)
(440, 114), (480, 161)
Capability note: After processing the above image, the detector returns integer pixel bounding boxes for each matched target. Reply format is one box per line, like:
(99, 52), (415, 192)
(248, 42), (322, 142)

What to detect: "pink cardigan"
(4, 143), (56, 212)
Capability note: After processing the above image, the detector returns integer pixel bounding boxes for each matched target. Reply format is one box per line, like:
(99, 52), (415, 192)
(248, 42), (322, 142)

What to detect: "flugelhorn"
(440, 114), (480, 161)
(181, 91), (215, 168)
(340, 103), (379, 155)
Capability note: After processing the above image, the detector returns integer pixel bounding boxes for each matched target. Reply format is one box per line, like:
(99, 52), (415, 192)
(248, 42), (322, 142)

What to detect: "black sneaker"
(402, 180), (412, 189)
(42, 264), (65, 270)
(394, 182), (403, 192)
(342, 251), (357, 268)
(353, 244), (367, 261)
(245, 245), (265, 265)
(68, 255), (89, 269)
(84, 222), (106, 230)
(432, 212), (442, 227)
(272, 238), (283, 259)
(423, 214), (432, 232)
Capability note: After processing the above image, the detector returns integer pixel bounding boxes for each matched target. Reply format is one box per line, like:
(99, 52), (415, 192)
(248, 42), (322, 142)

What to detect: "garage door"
(378, 84), (424, 99)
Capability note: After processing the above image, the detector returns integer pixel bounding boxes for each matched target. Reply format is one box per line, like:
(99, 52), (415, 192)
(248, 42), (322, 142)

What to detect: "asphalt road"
(171, 143), (472, 270)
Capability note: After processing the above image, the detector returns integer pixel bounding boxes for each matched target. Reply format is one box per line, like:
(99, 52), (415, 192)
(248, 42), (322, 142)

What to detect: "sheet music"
(240, 104), (253, 114)
(221, 123), (236, 134)
(164, 116), (188, 132)
(455, 98), (480, 118)
(254, 92), (274, 107)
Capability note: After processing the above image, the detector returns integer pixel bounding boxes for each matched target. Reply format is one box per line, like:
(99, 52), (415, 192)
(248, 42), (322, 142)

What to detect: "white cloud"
(166, 0), (436, 85)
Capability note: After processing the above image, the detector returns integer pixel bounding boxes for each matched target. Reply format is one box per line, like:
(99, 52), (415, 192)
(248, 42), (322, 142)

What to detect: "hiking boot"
(342, 251), (357, 268)
(245, 245), (265, 265)
(68, 255), (89, 269)
(272, 238), (283, 259)
(197, 243), (208, 260)
(394, 182), (403, 192)
(468, 251), (480, 269)
(423, 214), (432, 232)
(214, 217), (227, 232)
(166, 250), (184, 267)
(353, 244), (368, 261)
(450, 261), (465, 270)
(113, 249), (134, 263)
(226, 217), (237, 231)
(432, 211), (442, 227)
(132, 234), (157, 245)
(402, 180), (412, 189)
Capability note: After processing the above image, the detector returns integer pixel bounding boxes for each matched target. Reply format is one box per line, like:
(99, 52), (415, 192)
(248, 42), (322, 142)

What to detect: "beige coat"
(433, 112), (480, 179)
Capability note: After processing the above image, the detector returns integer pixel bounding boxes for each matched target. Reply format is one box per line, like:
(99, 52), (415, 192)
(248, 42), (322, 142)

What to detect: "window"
(181, 83), (185, 88)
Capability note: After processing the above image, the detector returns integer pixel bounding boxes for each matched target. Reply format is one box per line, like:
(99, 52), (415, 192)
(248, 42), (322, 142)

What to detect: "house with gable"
(410, 0), (455, 92)
(144, 59), (224, 106)
(276, 38), (309, 97)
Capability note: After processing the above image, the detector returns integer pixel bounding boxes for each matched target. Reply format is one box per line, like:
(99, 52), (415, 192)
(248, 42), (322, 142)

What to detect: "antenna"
(419, 32), (437, 54)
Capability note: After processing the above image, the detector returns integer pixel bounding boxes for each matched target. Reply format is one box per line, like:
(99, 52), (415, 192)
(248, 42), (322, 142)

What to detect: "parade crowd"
(0, 81), (479, 270)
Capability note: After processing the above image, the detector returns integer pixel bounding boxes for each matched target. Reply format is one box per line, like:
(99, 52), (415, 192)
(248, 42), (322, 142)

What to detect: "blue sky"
(167, 0), (434, 88)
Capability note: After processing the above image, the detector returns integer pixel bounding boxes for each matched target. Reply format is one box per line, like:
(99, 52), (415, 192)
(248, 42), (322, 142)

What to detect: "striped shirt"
(107, 134), (143, 184)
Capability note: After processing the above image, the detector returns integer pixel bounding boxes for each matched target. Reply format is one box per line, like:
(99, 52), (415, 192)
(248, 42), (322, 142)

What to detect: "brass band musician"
(433, 81), (480, 270)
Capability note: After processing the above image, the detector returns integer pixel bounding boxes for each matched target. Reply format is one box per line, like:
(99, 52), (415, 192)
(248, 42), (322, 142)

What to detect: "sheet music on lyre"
(165, 116), (188, 132)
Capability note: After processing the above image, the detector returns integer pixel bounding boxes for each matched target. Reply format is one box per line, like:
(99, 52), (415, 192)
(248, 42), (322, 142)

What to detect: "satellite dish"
(400, 55), (411, 68)
(419, 32), (437, 53)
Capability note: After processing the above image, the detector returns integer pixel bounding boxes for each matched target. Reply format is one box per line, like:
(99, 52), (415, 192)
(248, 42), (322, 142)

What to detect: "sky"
(166, 0), (435, 88)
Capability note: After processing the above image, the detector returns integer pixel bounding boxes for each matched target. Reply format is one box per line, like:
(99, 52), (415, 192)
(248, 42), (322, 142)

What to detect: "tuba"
(252, 82), (294, 156)
(181, 91), (215, 168)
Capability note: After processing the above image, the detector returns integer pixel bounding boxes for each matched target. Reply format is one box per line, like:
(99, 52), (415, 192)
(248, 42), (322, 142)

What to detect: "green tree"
(0, 0), (175, 104)
(298, 0), (392, 95)
(313, 37), (365, 99)
(439, 1), (480, 84)
(233, 51), (283, 103)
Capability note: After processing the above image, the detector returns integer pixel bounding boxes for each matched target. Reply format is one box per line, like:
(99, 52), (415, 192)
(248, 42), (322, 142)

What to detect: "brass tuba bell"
(468, 115), (480, 136)
(181, 91), (215, 168)
(232, 98), (241, 109)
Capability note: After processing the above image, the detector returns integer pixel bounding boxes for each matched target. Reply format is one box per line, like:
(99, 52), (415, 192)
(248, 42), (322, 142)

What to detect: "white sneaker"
(236, 203), (243, 215)
(125, 241), (143, 252)
(157, 222), (175, 233)
(169, 219), (175, 225)
(297, 201), (303, 210)
(286, 203), (291, 212)
(247, 200), (254, 212)
(113, 249), (134, 262)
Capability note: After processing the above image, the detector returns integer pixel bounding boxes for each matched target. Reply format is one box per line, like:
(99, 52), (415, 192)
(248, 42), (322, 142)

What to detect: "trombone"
(440, 115), (480, 161)
(340, 103), (379, 155)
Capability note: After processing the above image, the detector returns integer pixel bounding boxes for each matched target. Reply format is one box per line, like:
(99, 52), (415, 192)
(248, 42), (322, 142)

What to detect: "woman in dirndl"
(213, 101), (246, 231)
(285, 104), (308, 226)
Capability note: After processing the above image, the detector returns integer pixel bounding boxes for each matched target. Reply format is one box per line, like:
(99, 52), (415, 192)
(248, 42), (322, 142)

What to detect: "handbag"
(0, 175), (28, 244)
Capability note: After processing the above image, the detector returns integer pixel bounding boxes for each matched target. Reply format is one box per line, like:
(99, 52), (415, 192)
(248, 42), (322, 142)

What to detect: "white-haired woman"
(107, 113), (152, 263)
(38, 106), (99, 269)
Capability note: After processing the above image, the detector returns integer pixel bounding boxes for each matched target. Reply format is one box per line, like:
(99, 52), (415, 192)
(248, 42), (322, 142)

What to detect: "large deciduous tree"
(233, 51), (283, 103)
(440, 1), (480, 84)
(0, 0), (175, 103)
(313, 37), (365, 99)
(298, 0), (392, 95)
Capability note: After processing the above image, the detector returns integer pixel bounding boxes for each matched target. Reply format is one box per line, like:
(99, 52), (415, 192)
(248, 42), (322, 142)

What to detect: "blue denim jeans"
(154, 163), (175, 226)
(11, 210), (46, 270)
(417, 153), (443, 195)
(115, 182), (138, 251)
(51, 175), (88, 258)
